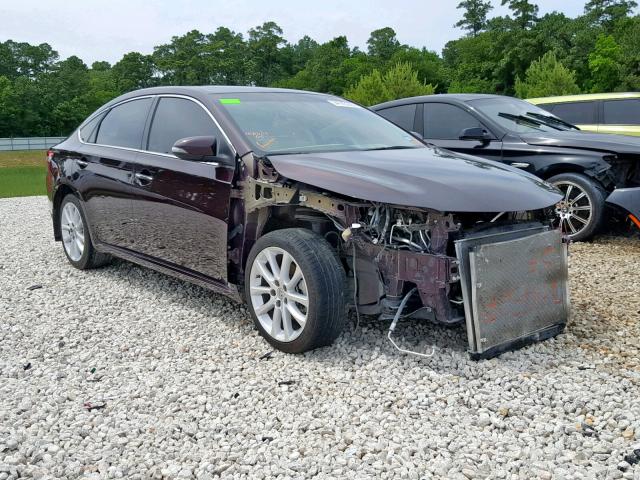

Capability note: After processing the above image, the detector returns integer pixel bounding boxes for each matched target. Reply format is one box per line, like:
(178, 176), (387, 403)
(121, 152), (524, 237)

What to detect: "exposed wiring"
(388, 288), (436, 359)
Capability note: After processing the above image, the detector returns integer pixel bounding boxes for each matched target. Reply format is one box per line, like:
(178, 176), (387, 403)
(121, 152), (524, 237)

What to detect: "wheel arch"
(538, 163), (588, 181)
(52, 184), (77, 241)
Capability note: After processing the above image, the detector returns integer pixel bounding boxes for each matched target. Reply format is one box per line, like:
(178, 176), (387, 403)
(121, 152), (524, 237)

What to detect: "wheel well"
(239, 205), (343, 275)
(261, 205), (340, 243)
(539, 164), (586, 181)
(52, 185), (75, 240)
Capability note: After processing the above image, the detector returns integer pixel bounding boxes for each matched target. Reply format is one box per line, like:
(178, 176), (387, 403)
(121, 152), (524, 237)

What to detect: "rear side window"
(96, 98), (152, 149)
(147, 97), (216, 154)
(603, 99), (640, 125)
(377, 104), (417, 132)
(548, 101), (596, 124)
(79, 113), (104, 143)
(424, 103), (483, 140)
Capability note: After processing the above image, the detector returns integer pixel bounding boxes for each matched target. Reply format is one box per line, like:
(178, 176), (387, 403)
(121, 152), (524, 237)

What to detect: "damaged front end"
(239, 154), (569, 359)
(342, 205), (569, 359)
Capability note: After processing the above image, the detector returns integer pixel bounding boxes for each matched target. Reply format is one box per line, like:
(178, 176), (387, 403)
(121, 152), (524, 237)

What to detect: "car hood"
(266, 147), (562, 213)
(520, 131), (640, 154)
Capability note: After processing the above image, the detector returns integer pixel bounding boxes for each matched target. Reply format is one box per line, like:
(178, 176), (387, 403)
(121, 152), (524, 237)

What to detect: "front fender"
(606, 187), (640, 225)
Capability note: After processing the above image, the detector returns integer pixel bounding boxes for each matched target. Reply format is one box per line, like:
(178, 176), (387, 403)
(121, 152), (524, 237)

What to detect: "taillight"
(46, 150), (57, 176)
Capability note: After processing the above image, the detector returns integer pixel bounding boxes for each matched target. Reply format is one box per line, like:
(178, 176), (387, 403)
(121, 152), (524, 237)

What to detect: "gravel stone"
(1, 196), (639, 478)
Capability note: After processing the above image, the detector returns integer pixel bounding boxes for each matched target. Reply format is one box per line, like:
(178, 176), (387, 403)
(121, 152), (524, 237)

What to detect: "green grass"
(0, 150), (47, 198)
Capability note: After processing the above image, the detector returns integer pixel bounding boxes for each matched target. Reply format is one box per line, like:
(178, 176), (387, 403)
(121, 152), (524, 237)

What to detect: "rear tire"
(245, 228), (346, 353)
(59, 194), (111, 270)
(547, 173), (606, 242)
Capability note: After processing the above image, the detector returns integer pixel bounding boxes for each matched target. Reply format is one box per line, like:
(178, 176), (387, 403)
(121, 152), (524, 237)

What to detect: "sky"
(0, 0), (588, 65)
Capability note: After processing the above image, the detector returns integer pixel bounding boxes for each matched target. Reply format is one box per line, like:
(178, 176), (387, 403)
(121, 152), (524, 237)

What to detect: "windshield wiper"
(497, 112), (559, 130)
(525, 112), (579, 131)
(363, 145), (419, 151)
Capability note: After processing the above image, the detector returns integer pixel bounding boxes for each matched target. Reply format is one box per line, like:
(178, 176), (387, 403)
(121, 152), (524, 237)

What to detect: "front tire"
(59, 194), (111, 270)
(547, 173), (606, 242)
(245, 228), (346, 354)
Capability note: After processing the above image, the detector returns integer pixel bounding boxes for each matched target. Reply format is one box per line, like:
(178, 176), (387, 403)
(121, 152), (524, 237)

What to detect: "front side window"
(377, 104), (417, 132)
(549, 101), (597, 124)
(96, 97), (153, 149)
(424, 103), (483, 139)
(603, 99), (640, 125)
(147, 97), (217, 154)
(215, 93), (422, 155)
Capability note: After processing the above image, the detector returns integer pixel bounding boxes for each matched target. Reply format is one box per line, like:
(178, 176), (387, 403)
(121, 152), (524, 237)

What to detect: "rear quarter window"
(546, 101), (596, 125)
(376, 104), (417, 131)
(79, 113), (104, 143)
(603, 99), (640, 125)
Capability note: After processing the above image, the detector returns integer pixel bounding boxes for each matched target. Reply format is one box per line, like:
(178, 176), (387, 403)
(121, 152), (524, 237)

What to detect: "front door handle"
(77, 159), (88, 168)
(134, 172), (153, 185)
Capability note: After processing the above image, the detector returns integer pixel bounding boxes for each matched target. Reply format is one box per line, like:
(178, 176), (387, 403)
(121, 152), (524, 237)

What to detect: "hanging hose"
(388, 288), (436, 359)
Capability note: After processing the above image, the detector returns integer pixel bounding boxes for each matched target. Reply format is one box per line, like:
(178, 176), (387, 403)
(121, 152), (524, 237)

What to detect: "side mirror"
(459, 127), (492, 142)
(172, 136), (218, 161)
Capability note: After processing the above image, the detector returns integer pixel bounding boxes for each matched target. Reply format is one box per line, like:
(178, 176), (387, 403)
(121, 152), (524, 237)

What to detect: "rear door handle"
(134, 172), (153, 185)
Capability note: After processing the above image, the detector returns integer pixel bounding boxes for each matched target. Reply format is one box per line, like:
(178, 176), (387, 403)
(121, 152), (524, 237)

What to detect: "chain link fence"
(0, 137), (67, 151)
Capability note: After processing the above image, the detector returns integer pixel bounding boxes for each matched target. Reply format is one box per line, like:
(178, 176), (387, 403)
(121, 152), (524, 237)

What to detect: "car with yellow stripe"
(527, 92), (640, 137)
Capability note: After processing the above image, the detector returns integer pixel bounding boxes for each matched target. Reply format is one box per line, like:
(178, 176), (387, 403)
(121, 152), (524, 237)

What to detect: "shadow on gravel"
(90, 258), (474, 362)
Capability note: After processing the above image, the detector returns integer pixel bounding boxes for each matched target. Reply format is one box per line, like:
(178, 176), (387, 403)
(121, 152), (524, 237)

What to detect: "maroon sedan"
(47, 86), (568, 359)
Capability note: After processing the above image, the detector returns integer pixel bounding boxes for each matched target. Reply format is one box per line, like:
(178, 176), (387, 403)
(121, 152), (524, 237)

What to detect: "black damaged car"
(373, 94), (640, 241)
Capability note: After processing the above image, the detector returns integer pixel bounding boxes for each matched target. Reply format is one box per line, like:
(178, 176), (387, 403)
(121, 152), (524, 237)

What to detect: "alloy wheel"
(552, 180), (593, 238)
(249, 246), (309, 343)
(61, 202), (85, 262)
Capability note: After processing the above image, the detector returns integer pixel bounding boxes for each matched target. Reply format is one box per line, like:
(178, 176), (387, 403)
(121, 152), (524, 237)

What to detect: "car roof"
(100, 85), (326, 111)
(132, 85), (324, 95)
(371, 94), (504, 110)
(527, 92), (640, 105)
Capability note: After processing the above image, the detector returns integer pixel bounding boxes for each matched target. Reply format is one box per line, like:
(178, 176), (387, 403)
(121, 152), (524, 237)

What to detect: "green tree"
(206, 27), (249, 84)
(390, 47), (447, 91)
(247, 22), (288, 86)
(112, 52), (155, 93)
(367, 27), (401, 63)
(455, 0), (494, 36)
(618, 16), (640, 89)
(588, 34), (622, 91)
(344, 62), (435, 106)
(153, 30), (211, 85)
(282, 36), (352, 94)
(584, 0), (638, 30)
(515, 51), (580, 98)
(501, 0), (539, 29)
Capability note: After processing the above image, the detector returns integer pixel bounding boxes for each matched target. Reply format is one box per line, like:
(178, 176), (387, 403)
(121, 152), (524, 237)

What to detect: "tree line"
(0, 0), (638, 137)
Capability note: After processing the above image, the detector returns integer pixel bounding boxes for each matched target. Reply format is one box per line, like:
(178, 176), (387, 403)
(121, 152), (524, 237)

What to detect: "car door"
(422, 102), (503, 162)
(600, 98), (640, 137)
(79, 96), (153, 249)
(129, 95), (234, 283)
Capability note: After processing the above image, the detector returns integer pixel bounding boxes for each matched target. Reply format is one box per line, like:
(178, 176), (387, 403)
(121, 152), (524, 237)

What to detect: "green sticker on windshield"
(219, 98), (241, 105)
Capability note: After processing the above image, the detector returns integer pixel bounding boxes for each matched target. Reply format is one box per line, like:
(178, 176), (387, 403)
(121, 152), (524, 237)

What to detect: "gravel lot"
(1, 196), (639, 480)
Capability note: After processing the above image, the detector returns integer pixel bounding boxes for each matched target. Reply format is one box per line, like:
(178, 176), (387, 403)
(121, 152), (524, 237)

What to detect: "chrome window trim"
(76, 93), (237, 161)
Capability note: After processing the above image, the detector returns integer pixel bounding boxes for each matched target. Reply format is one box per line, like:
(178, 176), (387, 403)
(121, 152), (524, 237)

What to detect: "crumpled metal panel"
(468, 229), (569, 354)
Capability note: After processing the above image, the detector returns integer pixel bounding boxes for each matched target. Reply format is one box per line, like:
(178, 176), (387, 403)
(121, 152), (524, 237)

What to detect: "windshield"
(214, 92), (423, 155)
(468, 97), (579, 133)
